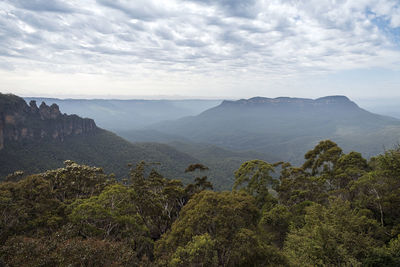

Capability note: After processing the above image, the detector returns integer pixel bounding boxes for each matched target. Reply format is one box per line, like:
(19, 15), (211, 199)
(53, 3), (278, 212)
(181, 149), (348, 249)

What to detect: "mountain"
(145, 96), (400, 163)
(23, 97), (221, 132)
(0, 93), (199, 182)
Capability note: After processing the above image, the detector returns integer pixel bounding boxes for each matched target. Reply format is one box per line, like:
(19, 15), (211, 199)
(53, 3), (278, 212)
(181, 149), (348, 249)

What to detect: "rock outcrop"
(0, 93), (97, 150)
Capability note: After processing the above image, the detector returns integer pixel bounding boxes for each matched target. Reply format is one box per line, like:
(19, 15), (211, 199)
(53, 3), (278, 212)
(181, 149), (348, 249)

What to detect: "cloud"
(188, 0), (259, 18)
(0, 0), (400, 97)
(96, 0), (178, 21)
(11, 0), (75, 13)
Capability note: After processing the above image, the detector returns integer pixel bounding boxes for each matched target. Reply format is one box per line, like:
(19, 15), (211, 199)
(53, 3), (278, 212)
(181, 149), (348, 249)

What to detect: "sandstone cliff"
(0, 93), (97, 150)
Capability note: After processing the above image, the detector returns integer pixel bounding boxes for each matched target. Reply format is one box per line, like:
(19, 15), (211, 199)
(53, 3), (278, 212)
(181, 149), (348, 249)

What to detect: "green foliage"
(0, 236), (138, 267)
(284, 199), (383, 266)
(127, 162), (188, 239)
(351, 149), (400, 234)
(278, 166), (322, 205)
(0, 175), (63, 242)
(68, 185), (149, 243)
(0, 129), (197, 183)
(169, 233), (218, 267)
(259, 204), (292, 247)
(234, 159), (278, 208)
(155, 191), (286, 266)
(331, 151), (369, 198)
(303, 140), (343, 176)
(2, 140), (400, 266)
(40, 160), (111, 203)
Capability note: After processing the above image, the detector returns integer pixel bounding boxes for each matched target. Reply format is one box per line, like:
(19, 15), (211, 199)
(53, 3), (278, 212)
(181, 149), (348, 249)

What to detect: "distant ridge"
(221, 95), (353, 105)
(212, 95), (359, 112)
(144, 95), (400, 163)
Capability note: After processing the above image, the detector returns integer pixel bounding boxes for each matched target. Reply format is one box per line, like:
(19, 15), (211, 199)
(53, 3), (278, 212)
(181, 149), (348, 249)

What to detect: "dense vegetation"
(0, 129), (257, 190)
(0, 129), (199, 185)
(1, 140), (400, 266)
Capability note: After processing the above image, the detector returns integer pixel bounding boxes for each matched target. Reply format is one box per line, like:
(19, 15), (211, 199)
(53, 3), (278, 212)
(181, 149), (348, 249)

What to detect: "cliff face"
(0, 93), (97, 150)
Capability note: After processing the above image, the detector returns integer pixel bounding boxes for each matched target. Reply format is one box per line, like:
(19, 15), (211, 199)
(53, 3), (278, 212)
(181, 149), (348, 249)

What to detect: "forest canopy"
(1, 140), (400, 266)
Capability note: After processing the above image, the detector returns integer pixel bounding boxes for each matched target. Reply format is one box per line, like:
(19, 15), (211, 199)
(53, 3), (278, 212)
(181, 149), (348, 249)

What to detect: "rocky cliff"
(0, 93), (97, 150)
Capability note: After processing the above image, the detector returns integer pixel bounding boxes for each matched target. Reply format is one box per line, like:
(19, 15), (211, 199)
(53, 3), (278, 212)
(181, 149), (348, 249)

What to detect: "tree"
(277, 163), (326, 206)
(39, 160), (111, 203)
(155, 191), (286, 266)
(185, 163), (213, 198)
(0, 175), (63, 242)
(284, 199), (383, 266)
(234, 160), (278, 208)
(169, 233), (219, 267)
(277, 141), (348, 208)
(351, 149), (400, 234)
(330, 152), (369, 200)
(259, 204), (292, 248)
(128, 164), (187, 239)
(68, 184), (153, 258)
(303, 140), (343, 177)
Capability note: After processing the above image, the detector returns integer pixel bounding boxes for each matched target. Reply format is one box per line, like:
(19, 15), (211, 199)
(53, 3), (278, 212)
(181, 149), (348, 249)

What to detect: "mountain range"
(3, 93), (400, 189)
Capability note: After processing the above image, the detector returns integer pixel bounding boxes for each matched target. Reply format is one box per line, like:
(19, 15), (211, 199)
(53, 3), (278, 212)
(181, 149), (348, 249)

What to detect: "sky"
(0, 0), (400, 100)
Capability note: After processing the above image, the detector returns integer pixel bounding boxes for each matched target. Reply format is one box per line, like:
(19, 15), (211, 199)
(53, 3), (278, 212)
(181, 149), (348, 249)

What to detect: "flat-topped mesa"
(0, 93), (97, 150)
(220, 95), (357, 108)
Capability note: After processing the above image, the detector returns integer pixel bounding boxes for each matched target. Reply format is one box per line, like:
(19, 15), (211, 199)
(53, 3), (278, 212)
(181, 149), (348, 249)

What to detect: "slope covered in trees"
(1, 141), (400, 266)
(0, 129), (198, 183)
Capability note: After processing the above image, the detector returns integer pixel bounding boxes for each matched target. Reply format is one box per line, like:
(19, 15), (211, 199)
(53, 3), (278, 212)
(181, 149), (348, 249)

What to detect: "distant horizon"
(17, 93), (400, 103)
(14, 93), (399, 119)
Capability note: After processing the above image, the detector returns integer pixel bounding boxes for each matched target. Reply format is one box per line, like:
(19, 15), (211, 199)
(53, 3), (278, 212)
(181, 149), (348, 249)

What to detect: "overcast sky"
(1, 0), (400, 99)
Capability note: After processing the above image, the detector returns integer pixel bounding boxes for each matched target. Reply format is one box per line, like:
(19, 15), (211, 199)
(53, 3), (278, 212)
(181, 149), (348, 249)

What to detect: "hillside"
(0, 93), (199, 182)
(145, 96), (400, 163)
(168, 141), (279, 189)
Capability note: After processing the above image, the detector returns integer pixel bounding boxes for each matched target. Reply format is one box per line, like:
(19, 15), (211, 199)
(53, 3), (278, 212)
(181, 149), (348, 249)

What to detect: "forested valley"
(1, 140), (400, 266)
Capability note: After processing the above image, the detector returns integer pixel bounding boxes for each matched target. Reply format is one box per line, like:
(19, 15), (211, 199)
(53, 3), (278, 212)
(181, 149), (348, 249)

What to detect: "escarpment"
(0, 93), (97, 150)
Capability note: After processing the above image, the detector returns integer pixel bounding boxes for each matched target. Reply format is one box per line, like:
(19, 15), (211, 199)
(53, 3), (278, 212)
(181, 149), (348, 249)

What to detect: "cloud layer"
(0, 0), (400, 97)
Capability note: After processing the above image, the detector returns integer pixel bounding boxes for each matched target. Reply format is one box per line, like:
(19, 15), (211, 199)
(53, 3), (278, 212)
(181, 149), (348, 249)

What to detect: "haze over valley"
(20, 95), (400, 165)
(1, 92), (399, 190)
